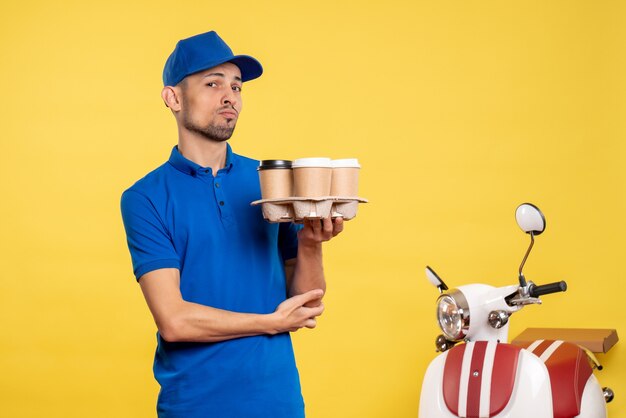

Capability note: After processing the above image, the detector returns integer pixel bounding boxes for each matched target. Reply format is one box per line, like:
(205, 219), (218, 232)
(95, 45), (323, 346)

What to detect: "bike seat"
(519, 339), (593, 418)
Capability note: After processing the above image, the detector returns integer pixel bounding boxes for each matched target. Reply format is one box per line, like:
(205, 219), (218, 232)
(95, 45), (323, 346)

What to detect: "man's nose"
(222, 88), (237, 107)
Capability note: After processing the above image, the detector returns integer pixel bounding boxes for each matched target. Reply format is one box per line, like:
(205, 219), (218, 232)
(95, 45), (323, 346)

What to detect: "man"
(120, 31), (343, 417)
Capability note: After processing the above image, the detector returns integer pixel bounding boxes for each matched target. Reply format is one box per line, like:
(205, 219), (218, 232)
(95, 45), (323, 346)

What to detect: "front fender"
(419, 344), (553, 418)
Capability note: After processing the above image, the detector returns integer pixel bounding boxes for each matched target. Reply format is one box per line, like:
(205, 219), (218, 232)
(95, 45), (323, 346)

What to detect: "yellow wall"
(1, 1), (624, 416)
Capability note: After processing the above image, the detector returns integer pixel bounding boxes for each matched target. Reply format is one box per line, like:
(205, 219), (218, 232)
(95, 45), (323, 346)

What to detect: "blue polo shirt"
(120, 144), (304, 418)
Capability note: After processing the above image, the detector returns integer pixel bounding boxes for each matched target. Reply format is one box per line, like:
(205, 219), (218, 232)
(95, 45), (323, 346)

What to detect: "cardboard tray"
(511, 328), (619, 354)
(251, 196), (368, 223)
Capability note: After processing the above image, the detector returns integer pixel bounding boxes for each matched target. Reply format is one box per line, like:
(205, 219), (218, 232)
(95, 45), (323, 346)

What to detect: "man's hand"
(270, 289), (325, 333)
(297, 217), (344, 248)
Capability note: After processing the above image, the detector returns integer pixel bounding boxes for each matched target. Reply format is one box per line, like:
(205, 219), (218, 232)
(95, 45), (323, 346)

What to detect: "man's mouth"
(218, 108), (238, 119)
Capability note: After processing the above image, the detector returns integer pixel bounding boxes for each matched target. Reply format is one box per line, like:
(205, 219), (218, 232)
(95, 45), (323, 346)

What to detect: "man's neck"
(178, 133), (228, 175)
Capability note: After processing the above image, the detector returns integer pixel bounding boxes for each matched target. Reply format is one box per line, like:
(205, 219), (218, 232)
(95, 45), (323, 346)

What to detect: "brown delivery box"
(512, 328), (618, 353)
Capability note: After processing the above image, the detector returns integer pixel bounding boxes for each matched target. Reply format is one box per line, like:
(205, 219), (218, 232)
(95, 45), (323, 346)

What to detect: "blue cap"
(163, 31), (263, 86)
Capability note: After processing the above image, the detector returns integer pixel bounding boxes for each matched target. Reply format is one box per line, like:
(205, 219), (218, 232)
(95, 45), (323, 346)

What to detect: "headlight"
(436, 289), (470, 341)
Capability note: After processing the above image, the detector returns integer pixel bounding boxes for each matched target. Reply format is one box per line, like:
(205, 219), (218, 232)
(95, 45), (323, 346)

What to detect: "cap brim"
(168, 55), (263, 86)
(227, 55), (263, 82)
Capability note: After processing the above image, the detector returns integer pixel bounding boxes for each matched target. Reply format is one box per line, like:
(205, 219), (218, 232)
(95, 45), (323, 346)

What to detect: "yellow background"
(1, 1), (624, 417)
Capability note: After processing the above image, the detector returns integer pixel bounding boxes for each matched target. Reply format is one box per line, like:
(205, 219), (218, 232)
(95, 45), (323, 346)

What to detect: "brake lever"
(507, 283), (542, 306)
(508, 295), (542, 306)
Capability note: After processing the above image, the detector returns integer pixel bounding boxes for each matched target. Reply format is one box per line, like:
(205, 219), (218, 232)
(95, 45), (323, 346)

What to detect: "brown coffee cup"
(258, 160), (293, 199)
(292, 158), (332, 197)
(330, 159), (360, 197)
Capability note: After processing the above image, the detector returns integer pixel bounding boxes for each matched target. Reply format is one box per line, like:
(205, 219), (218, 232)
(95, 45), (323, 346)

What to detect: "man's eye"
(232, 86), (242, 92)
(206, 82), (217, 87)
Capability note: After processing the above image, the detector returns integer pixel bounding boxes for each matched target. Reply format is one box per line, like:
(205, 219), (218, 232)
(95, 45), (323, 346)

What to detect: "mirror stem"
(518, 231), (535, 287)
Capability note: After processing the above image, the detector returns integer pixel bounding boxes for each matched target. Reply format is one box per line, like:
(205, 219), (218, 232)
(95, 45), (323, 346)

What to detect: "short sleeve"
(278, 222), (303, 262)
(120, 189), (180, 280)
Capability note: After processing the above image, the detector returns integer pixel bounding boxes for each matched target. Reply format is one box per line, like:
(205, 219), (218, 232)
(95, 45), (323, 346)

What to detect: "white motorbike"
(419, 203), (614, 418)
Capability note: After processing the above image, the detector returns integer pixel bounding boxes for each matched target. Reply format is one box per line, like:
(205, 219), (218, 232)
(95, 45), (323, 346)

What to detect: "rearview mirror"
(426, 266), (449, 293)
(515, 203), (546, 235)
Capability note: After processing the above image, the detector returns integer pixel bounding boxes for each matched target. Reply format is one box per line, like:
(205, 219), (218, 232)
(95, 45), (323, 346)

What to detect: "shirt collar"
(168, 143), (234, 176)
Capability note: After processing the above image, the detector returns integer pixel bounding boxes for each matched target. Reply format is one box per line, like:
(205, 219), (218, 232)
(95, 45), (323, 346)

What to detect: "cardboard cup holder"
(251, 196), (368, 223)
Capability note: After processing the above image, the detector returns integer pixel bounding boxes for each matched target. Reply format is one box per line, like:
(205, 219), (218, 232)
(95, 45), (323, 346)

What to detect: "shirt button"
(219, 201), (225, 206)
(204, 169), (209, 174)
(215, 183), (220, 188)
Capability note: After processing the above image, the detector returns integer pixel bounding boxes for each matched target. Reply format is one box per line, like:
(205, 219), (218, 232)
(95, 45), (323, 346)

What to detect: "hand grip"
(529, 281), (567, 297)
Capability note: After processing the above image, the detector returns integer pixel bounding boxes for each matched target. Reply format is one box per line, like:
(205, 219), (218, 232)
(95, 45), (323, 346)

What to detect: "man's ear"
(161, 86), (182, 111)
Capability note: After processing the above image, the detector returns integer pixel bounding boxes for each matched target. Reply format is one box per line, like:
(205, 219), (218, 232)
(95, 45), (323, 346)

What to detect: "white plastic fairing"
(456, 284), (520, 342)
(419, 351), (456, 418)
(515, 203), (546, 235)
(576, 374), (607, 418)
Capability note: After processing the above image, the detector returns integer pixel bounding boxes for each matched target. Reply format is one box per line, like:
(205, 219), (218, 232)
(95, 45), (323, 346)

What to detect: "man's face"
(178, 62), (243, 142)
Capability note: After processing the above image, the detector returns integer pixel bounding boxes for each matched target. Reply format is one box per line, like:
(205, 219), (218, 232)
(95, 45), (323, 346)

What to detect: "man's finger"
(332, 217), (344, 236)
(308, 218), (322, 233)
(290, 289), (324, 306)
(322, 217), (333, 237)
(304, 303), (325, 318)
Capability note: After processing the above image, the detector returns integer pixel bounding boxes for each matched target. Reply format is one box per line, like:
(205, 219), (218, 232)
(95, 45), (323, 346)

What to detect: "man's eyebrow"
(203, 72), (242, 82)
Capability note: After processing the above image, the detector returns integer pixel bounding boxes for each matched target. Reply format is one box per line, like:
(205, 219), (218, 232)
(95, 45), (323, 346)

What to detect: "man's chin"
(182, 115), (237, 141)
(189, 126), (235, 142)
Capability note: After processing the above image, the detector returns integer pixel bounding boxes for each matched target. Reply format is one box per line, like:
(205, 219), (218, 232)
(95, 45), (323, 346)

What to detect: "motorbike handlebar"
(528, 281), (567, 297)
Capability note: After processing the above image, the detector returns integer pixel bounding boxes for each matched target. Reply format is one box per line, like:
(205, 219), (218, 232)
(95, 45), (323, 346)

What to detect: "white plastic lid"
(292, 157), (332, 168)
(331, 158), (360, 168)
